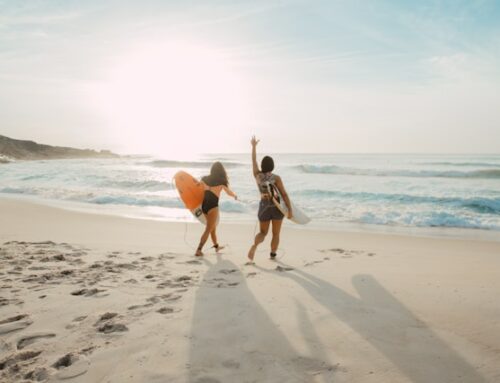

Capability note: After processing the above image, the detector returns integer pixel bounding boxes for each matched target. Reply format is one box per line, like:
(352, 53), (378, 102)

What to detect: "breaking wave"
(296, 165), (500, 179)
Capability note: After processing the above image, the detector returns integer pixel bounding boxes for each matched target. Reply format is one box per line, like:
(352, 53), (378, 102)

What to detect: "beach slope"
(0, 197), (499, 382)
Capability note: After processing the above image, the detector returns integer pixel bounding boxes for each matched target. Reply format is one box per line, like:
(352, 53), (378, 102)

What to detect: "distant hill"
(0, 135), (118, 162)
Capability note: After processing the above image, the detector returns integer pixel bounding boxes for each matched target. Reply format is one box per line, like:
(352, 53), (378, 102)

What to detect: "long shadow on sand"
(187, 255), (336, 383)
(254, 261), (486, 383)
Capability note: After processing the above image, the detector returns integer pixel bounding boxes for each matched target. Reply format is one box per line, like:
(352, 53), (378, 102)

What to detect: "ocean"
(1, 153), (499, 235)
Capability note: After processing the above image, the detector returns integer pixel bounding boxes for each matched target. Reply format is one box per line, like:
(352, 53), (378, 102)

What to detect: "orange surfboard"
(173, 171), (206, 223)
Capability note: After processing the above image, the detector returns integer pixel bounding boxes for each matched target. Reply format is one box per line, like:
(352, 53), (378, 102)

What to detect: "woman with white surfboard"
(195, 162), (237, 257)
(247, 136), (293, 263)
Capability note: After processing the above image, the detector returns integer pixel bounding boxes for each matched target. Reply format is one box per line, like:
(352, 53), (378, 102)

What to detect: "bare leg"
(270, 219), (283, 256)
(210, 215), (225, 252)
(196, 209), (218, 256)
(210, 227), (218, 247)
(247, 220), (270, 262)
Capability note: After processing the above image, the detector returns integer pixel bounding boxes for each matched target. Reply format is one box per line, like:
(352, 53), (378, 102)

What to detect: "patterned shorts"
(258, 199), (284, 222)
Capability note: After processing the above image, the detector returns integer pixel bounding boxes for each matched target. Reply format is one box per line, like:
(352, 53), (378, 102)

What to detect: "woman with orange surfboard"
(195, 162), (237, 257)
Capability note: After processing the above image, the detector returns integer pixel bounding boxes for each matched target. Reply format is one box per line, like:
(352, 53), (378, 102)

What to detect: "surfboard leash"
(183, 221), (196, 251)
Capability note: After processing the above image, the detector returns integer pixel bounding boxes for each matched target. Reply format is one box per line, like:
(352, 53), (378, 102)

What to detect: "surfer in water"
(247, 136), (292, 263)
(196, 162), (238, 257)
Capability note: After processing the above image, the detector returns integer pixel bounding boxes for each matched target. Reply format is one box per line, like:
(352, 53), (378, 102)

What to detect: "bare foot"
(195, 249), (204, 257)
(215, 245), (225, 253)
(247, 244), (257, 263)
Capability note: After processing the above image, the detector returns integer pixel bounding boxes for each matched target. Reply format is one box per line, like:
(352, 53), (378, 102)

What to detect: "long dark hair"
(202, 161), (228, 187)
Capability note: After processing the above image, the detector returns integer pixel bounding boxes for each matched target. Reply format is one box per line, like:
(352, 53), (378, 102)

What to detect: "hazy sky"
(1, 0), (499, 155)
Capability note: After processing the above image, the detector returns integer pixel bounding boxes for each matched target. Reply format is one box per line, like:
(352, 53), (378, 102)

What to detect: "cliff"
(0, 135), (118, 162)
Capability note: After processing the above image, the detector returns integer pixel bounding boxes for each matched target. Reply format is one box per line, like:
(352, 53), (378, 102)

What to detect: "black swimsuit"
(202, 190), (219, 214)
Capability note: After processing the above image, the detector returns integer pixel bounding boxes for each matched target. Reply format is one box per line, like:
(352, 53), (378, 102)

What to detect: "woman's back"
(201, 175), (227, 198)
(256, 172), (279, 196)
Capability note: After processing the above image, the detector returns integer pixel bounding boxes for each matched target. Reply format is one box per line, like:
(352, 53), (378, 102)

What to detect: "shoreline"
(1, 193), (499, 244)
(1, 197), (499, 382)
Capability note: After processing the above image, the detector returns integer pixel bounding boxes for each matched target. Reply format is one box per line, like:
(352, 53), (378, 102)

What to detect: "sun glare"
(90, 41), (250, 157)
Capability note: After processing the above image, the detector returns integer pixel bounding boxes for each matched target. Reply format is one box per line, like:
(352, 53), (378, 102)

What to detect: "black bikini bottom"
(202, 190), (219, 214)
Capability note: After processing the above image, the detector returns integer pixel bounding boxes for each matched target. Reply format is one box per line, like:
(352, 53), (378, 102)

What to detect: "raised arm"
(251, 135), (260, 177)
(274, 176), (293, 219)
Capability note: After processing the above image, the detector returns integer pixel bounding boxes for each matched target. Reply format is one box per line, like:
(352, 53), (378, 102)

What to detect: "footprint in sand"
(116, 262), (137, 270)
(0, 339), (11, 353)
(185, 259), (202, 265)
(52, 353), (90, 379)
(80, 346), (96, 355)
(319, 248), (374, 258)
(275, 265), (294, 272)
(70, 288), (106, 297)
(128, 303), (154, 311)
(156, 307), (175, 314)
(206, 278), (240, 288)
(319, 248), (345, 254)
(94, 312), (118, 326)
(160, 293), (182, 302)
(219, 269), (238, 275)
(92, 313), (128, 334)
(28, 265), (49, 271)
(16, 332), (56, 350)
(23, 367), (50, 381)
(146, 296), (162, 304)
(0, 350), (42, 370)
(158, 253), (176, 260)
(52, 254), (66, 261)
(97, 323), (128, 334)
(304, 260), (325, 267)
(0, 297), (22, 307)
(157, 275), (193, 289)
(0, 314), (32, 335)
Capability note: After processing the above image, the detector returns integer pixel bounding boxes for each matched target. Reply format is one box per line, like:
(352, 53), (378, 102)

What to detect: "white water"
(1, 153), (499, 234)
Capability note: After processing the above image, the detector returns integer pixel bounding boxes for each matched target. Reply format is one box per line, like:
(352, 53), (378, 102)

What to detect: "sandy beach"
(2, 0), (500, 381)
(0, 196), (499, 382)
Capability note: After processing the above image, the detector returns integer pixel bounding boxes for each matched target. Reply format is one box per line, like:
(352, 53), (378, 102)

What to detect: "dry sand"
(0, 196), (499, 382)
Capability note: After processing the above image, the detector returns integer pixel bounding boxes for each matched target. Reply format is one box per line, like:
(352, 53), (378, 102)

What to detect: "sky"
(1, 0), (499, 155)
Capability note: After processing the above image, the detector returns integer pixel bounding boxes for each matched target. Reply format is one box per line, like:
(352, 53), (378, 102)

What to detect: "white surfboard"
(269, 184), (310, 225)
(191, 205), (206, 224)
(189, 205), (220, 225)
(275, 199), (311, 225)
